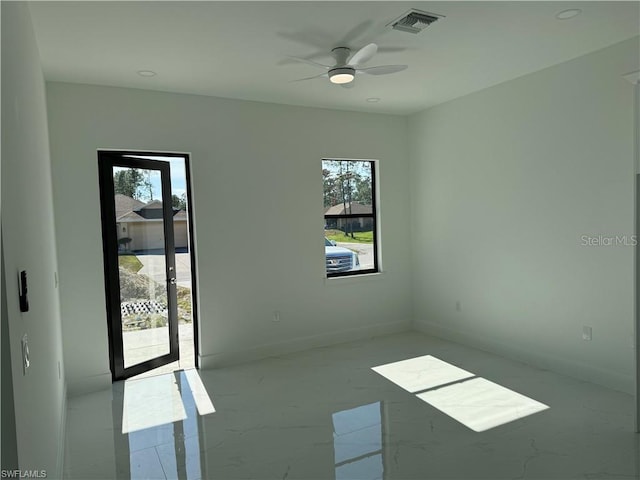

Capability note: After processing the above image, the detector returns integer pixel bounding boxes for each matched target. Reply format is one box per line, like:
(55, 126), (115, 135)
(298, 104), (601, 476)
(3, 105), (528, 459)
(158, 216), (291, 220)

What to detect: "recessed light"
(137, 70), (157, 77)
(366, 97), (381, 103)
(555, 9), (582, 20)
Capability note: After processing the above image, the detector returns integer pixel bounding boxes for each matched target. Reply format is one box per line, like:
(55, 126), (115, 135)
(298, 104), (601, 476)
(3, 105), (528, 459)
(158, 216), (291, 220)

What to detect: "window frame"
(323, 158), (379, 278)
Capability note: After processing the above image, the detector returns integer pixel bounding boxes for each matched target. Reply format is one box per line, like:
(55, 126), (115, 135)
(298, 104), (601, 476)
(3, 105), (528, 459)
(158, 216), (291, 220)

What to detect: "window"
(323, 159), (378, 277)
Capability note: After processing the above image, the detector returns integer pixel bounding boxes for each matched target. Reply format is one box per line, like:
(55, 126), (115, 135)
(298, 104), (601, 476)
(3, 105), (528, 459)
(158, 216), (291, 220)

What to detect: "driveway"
(136, 253), (192, 288)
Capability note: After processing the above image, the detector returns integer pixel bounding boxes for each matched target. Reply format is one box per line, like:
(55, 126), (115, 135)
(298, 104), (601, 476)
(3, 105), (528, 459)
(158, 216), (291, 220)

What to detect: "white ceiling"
(29, 1), (639, 115)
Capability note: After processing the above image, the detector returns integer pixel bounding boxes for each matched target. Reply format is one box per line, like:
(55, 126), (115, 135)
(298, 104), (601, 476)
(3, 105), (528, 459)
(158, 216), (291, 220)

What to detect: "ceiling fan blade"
(357, 65), (408, 75)
(286, 56), (331, 69)
(290, 72), (329, 82)
(348, 43), (378, 66)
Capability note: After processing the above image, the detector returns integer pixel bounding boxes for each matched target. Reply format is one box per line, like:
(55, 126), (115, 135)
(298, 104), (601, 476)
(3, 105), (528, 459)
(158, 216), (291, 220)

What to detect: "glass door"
(98, 152), (179, 380)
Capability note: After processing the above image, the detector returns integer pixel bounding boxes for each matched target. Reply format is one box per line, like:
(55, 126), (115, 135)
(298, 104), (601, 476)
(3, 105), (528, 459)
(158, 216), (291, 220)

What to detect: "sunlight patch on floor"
(122, 369), (215, 434)
(122, 373), (186, 433)
(373, 355), (549, 432)
(417, 376), (549, 432)
(372, 354), (475, 393)
(184, 368), (216, 415)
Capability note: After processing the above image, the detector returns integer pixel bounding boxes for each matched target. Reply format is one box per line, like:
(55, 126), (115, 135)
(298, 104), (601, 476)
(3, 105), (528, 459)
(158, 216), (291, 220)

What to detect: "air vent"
(388, 9), (443, 34)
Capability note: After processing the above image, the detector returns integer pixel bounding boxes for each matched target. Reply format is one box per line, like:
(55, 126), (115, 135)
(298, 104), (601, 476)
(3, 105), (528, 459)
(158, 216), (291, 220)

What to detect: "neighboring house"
(324, 201), (373, 231)
(115, 194), (188, 251)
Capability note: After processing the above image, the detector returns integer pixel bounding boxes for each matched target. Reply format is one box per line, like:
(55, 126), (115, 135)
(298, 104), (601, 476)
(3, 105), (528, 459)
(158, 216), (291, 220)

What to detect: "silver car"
(325, 238), (359, 273)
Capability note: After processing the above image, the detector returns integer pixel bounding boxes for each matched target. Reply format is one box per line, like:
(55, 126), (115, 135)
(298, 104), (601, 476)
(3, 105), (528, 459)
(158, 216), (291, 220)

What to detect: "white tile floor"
(63, 332), (640, 479)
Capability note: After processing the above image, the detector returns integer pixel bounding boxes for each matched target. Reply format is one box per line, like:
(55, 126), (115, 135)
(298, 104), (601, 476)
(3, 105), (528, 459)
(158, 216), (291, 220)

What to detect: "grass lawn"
(118, 254), (143, 273)
(325, 229), (373, 244)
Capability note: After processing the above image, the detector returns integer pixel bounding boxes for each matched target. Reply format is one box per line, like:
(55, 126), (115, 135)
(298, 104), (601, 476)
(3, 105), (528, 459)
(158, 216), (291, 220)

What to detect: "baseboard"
(56, 382), (67, 479)
(200, 320), (411, 369)
(67, 372), (111, 397)
(413, 319), (634, 395)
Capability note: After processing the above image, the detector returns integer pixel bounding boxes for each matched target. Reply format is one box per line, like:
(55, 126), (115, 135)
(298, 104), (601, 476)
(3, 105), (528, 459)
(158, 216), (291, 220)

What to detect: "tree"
(352, 174), (372, 204)
(114, 168), (147, 199)
(323, 169), (339, 208)
(172, 193), (187, 210)
(142, 171), (154, 201)
(114, 168), (157, 201)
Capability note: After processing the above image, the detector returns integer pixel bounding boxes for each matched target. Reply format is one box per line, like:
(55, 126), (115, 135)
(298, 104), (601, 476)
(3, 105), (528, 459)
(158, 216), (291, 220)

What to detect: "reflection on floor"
(63, 332), (640, 479)
(333, 402), (384, 479)
(127, 324), (195, 380)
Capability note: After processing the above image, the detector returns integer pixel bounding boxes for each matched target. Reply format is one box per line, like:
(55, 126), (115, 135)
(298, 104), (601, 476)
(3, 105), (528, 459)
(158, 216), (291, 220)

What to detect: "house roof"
(140, 200), (163, 210)
(324, 202), (372, 216)
(115, 194), (187, 222)
(115, 194), (145, 218)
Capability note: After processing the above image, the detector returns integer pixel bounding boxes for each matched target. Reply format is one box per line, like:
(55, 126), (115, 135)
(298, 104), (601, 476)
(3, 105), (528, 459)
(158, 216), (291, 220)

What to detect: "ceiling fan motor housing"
(331, 46), (351, 65)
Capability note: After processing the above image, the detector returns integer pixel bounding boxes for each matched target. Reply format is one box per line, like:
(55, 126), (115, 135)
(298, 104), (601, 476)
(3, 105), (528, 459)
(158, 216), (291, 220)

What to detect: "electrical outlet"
(455, 301), (462, 312)
(273, 311), (281, 322)
(582, 326), (592, 341)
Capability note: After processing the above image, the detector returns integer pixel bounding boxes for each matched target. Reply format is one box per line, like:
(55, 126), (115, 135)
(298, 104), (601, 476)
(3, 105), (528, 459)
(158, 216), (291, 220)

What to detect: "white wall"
(1, 2), (66, 475)
(409, 37), (639, 394)
(45, 83), (412, 394)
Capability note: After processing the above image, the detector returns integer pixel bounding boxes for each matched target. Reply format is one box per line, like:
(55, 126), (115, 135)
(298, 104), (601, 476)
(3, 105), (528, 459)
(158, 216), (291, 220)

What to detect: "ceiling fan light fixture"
(329, 67), (355, 84)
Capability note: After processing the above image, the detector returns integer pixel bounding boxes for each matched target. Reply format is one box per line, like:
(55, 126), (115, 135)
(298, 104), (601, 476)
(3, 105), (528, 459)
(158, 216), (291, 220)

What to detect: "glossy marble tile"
(63, 332), (640, 479)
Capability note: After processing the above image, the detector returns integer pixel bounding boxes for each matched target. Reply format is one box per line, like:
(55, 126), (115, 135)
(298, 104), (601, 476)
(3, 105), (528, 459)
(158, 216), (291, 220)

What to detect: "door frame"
(98, 150), (199, 380)
(631, 75), (640, 433)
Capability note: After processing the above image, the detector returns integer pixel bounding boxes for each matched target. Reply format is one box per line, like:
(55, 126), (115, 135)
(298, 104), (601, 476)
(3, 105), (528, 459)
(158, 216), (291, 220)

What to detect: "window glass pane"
(325, 217), (375, 272)
(113, 167), (170, 369)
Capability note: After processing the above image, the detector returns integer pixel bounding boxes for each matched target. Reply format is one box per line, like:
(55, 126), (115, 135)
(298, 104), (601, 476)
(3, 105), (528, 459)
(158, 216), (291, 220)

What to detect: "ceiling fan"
(289, 43), (407, 86)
